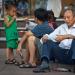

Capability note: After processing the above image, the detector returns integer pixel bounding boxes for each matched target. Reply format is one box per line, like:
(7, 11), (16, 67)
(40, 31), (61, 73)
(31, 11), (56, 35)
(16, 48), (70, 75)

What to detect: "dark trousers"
(41, 40), (75, 64)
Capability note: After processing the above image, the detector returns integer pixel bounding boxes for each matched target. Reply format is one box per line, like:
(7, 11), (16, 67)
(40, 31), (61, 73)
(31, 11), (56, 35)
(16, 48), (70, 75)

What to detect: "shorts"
(6, 39), (18, 49)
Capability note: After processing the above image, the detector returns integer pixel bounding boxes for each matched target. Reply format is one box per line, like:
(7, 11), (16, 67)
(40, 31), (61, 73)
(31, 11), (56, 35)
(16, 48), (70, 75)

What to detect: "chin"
(68, 24), (73, 27)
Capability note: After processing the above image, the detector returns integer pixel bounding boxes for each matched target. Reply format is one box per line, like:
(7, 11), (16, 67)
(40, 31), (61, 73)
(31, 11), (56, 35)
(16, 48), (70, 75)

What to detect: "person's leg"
(6, 48), (11, 60)
(18, 42), (28, 68)
(5, 48), (15, 64)
(33, 40), (54, 73)
(6, 48), (14, 60)
(6, 39), (19, 64)
(53, 47), (72, 64)
(27, 36), (36, 66)
(17, 32), (28, 52)
(25, 41), (30, 64)
(35, 38), (42, 65)
(70, 40), (75, 61)
(9, 48), (14, 60)
(33, 40), (72, 73)
(41, 40), (73, 64)
(70, 40), (75, 73)
(41, 40), (54, 62)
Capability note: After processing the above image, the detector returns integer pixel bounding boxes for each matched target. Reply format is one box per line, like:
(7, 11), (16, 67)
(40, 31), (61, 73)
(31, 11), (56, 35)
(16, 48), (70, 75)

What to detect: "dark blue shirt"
(31, 21), (53, 39)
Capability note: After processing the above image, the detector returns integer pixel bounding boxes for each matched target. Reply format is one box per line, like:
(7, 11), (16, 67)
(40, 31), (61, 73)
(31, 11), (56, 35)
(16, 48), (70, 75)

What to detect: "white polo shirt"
(47, 23), (75, 49)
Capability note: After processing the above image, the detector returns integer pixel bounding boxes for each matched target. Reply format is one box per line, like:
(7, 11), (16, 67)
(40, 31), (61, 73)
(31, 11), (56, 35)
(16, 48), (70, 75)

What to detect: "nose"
(64, 17), (69, 22)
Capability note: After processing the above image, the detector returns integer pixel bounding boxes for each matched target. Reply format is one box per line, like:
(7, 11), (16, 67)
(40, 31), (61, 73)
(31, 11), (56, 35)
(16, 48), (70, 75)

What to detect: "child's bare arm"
(4, 16), (16, 27)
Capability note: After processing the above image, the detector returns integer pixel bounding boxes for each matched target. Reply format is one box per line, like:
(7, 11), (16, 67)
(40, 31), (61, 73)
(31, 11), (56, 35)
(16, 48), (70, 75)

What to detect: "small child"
(4, 4), (18, 64)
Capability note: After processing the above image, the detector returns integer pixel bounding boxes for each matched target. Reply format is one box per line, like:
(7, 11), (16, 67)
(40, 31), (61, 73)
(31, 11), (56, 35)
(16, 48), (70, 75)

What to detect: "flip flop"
(19, 63), (36, 68)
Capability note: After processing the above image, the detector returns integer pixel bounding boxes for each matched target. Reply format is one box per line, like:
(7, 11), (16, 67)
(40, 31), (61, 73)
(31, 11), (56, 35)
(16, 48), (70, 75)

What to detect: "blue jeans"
(41, 40), (75, 64)
(35, 38), (42, 59)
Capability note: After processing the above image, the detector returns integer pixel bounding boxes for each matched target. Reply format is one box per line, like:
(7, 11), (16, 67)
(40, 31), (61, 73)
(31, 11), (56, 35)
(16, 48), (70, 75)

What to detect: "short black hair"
(34, 8), (48, 22)
(5, 2), (16, 11)
(47, 10), (56, 20)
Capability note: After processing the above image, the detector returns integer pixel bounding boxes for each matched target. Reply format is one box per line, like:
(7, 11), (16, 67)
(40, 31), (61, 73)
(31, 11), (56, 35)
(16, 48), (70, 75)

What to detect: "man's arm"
(66, 34), (75, 39)
(55, 34), (75, 42)
(17, 31), (33, 52)
(55, 35), (68, 42)
(42, 26), (62, 42)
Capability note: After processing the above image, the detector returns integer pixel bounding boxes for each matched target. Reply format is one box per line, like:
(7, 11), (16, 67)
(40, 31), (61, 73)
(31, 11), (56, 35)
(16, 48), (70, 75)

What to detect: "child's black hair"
(5, 2), (16, 11)
(34, 8), (48, 22)
(47, 10), (56, 21)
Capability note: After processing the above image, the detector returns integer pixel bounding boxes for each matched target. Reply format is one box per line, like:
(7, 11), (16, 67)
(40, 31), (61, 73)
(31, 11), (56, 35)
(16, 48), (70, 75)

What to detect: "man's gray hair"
(64, 6), (75, 17)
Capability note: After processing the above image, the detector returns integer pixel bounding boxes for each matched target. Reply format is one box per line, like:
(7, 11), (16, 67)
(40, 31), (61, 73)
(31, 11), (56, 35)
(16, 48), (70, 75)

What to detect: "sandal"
(18, 61), (25, 68)
(19, 64), (25, 68)
(5, 59), (19, 65)
(12, 59), (19, 65)
(19, 63), (36, 68)
(22, 63), (36, 68)
(5, 59), (14, 64)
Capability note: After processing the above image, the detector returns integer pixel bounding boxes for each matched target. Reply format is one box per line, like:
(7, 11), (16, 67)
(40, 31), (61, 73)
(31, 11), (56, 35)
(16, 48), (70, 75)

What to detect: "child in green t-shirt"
(4, 4), (18, 64)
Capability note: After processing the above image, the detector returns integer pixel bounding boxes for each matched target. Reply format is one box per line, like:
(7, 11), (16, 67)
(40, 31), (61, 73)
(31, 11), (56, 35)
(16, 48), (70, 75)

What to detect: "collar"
(72, 23), (75, 28)
(65, 23), (75, 28)
(39, 21), (48, 25)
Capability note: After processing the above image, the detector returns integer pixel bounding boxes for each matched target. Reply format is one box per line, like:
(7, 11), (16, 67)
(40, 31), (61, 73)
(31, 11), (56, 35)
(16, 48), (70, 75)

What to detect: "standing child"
(4, 4), (18, 64)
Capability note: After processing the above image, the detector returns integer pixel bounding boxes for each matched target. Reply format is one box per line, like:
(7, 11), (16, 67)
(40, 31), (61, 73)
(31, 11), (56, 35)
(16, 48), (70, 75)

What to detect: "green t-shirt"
(4, 16), (18, 41)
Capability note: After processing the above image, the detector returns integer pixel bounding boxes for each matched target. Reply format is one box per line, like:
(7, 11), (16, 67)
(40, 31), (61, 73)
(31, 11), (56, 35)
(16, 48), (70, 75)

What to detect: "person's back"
(31, 8), (53, 39)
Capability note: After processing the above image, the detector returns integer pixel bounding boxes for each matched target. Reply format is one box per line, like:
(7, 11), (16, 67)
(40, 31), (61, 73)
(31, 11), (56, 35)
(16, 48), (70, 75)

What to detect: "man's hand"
(12, 16), (16, 20)
(67, 34), (74, 39)
(42, 34), (48, 42)
(56, 35), (66, 42)
(17, 44), (22, 54)
(56, 34), (74, 42)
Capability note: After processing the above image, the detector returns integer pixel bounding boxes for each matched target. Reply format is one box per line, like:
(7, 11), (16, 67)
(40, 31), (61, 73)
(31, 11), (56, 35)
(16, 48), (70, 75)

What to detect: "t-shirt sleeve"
(31, 26), (42, 38)
(31, 25), (53, 38)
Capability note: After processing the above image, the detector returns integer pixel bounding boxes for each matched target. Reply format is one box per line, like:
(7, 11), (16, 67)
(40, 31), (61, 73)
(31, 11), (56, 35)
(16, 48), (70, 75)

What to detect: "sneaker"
(33, 62), (50, 73)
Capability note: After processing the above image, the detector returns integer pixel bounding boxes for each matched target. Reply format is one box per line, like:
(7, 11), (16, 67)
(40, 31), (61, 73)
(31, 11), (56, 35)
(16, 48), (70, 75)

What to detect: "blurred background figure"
(47, 0), (62, 18)
(4, 0), (16, 5)
(16, 0), (29, 17)
(47, 10), (57, 30)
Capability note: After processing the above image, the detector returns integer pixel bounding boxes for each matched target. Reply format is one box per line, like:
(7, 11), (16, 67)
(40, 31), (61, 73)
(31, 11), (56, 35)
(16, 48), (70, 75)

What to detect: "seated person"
(47, 10), (57, 29)
(17, 8), (53, 68)
(16, 0), (29, 17)
(33, 7), (75, 73)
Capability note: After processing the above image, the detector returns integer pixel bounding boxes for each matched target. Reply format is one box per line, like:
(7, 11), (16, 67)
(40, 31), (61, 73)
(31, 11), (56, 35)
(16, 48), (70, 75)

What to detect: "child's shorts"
(6, 39), (18, 49)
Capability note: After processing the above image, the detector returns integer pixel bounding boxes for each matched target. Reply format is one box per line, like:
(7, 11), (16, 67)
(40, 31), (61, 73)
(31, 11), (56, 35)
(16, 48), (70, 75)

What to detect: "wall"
(61, 0), (75, 17)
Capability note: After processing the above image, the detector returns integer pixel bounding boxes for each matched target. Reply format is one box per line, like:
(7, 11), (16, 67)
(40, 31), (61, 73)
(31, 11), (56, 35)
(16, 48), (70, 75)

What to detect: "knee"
(28, 36), (35, 42)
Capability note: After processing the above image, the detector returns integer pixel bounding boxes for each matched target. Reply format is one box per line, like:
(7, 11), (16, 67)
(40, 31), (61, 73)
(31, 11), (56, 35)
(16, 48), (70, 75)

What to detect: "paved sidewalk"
(0, 49), (75, 75)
